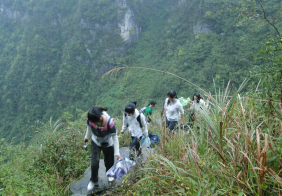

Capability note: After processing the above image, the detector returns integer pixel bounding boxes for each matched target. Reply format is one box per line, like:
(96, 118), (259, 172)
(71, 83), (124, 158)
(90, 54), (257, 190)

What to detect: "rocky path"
(70, 147), (154, 196)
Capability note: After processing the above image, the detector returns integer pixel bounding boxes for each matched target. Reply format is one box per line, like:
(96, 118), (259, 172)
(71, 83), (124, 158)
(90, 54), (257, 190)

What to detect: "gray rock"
(193, 22), (213, 34)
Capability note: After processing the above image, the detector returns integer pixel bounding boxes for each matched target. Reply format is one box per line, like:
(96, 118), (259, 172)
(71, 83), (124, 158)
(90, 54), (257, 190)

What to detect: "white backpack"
(139, 107), (147, 114)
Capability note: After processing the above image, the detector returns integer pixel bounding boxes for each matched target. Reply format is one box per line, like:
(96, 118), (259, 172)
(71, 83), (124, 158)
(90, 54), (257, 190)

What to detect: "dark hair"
(88, 106), (108, 122)
(167, 90), (177, 99)
(148, 100), (156, 107)
(125, 102), (135, 114)
(193, 93), (201, 103)
(131, 100), (137, 107)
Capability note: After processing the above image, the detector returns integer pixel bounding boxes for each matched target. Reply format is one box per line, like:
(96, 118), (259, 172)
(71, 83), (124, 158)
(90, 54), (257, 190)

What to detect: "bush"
(0, 117), (89, 195)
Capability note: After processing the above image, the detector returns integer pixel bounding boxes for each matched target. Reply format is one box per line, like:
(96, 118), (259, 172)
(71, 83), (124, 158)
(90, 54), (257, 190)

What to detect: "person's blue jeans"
(129, 136), (141, 160)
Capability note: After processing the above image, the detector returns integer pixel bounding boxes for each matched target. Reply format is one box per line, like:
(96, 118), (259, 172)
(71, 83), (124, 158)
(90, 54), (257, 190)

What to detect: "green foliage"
(236, 0), (282, 99)
(252, 36), (282, 98)
(0, 116), (89, 195)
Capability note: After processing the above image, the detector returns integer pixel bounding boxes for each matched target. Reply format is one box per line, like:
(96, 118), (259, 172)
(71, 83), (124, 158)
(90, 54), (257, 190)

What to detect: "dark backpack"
(125, 113), (143, 128)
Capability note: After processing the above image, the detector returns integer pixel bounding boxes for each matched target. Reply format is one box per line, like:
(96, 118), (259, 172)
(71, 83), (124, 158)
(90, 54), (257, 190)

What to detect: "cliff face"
(75, 0), (140, 72)
(0, 0), (140, 71)
(0, 4), (28, 20)
(117, 0), (139, 43)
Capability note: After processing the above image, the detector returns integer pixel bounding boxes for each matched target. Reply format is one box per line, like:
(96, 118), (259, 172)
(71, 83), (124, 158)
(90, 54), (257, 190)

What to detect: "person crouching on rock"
(120, 102), (148, 161)
(84, 106), (122, 191)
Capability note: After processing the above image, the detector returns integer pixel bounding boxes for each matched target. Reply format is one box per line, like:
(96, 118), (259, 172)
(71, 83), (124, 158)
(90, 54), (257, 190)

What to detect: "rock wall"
(0, 4), (28, 21)
(75, 0), (140, 73)
(118, 8), (139, 42)
(193, 22), (213, 34)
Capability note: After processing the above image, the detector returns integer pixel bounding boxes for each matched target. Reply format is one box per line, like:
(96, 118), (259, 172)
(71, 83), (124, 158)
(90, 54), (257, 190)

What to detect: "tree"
(237, 0), (282, 99)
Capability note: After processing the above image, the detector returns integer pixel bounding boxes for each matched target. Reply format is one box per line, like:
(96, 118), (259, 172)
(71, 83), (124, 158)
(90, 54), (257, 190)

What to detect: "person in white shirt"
(84, 106), (122, 191)
(187, 93), (206, 127)
(120, 102), (148, 160)
(162, 90), (184, 133)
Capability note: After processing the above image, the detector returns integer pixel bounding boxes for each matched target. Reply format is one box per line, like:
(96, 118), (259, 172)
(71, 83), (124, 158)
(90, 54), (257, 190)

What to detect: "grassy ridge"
(112, 82), (282, 195)
(1, 81), (282, 195)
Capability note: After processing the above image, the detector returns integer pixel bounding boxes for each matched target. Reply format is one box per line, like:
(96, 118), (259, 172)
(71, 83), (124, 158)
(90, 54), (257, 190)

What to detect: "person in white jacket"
(162, 90), (184, 134)
(84, 106), (122, 192)
(120, 102), (148, 160)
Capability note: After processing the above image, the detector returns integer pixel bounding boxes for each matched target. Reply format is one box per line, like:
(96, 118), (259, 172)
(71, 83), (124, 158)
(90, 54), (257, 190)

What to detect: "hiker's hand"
(116, 155), (122, 160)
(120, 131), (124, 134)
(84, 138), (89, 143)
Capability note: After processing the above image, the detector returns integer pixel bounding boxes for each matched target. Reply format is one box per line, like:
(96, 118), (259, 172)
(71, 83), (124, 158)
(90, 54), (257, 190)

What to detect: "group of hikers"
(83, 89), (205, 192)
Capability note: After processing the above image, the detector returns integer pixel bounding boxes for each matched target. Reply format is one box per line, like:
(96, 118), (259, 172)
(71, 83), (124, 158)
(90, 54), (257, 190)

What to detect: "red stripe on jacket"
(89, 120), (114, 131)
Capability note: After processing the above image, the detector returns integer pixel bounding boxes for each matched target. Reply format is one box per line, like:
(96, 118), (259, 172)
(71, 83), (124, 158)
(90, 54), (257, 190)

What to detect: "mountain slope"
(0, 0), (279, 142)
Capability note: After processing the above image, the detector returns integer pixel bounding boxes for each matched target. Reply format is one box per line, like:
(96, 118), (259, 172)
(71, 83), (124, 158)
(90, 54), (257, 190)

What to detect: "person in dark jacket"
(84, 106), (122, 191)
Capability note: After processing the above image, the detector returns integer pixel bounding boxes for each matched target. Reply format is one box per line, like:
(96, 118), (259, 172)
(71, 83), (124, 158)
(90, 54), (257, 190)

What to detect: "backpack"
(139, 107), (147, 114)
(125, 113), (143, 128)
(148, 133), (160, 144)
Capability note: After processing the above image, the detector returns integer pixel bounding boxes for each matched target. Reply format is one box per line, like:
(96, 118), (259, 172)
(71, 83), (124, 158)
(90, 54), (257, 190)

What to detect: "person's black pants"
(90, 140), (114, 183)
(129, 136), (141, 161)
(165, 117), (178, 131)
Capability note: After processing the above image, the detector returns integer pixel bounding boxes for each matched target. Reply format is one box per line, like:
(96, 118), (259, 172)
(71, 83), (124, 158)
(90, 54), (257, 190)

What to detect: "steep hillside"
(0, 0), (280, 142)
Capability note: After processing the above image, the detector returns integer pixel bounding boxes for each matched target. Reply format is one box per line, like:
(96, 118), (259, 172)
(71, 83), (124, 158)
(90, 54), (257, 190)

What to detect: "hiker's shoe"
(108, 178), (117, 189)
(87, 181), (99, 191)
(108, 177), (115, 182)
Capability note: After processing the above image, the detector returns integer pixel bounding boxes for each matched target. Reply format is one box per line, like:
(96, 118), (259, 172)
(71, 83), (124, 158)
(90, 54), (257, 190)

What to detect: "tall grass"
(116, 80), (282, 195)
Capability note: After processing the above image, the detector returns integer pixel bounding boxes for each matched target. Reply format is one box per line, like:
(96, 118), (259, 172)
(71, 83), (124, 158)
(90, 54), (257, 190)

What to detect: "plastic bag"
(106, 157), (136, 179)
(178, 97), (191, 107)
(140, 136), (151, 149)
